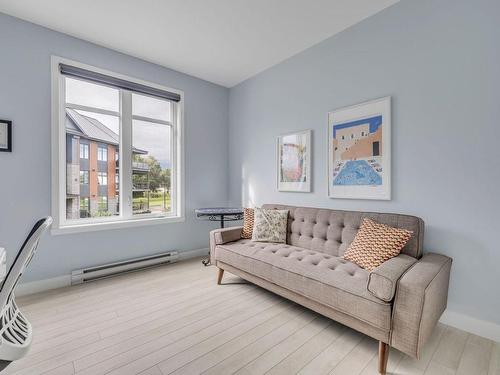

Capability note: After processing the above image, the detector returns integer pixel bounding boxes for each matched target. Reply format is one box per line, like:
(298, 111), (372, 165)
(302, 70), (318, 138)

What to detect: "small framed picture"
(0, 120), (12, 152)
(277, 129), (311, 192)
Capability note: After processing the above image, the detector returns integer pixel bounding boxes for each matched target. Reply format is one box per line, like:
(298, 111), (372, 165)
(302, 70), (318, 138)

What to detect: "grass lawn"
(133, 194), (171, 211)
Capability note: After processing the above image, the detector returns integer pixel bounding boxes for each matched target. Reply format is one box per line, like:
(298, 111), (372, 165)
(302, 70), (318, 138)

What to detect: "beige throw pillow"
(251, 208), (288, 243)
(241, 208), (254, 239)
(343, 218), (413, 271)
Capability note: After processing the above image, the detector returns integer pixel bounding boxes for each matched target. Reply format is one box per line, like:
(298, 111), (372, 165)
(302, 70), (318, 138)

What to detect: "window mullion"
(57, 72), (67, 227)
(121, 91), (133, 219)
(171, 103), (177, 215)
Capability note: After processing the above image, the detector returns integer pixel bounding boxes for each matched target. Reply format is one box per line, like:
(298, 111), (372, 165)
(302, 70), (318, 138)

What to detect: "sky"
(66, 78), (172, 168)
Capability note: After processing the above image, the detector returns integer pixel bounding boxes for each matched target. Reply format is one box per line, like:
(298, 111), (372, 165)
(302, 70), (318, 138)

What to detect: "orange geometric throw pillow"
(241, 208), (255, 239)
(343, 218), (413, 271)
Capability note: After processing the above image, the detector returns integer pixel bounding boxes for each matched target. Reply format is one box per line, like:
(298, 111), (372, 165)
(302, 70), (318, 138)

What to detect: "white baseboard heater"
(71, 251), (179, 285)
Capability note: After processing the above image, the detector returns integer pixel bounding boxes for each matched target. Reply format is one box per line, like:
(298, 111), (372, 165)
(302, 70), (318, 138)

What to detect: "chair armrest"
(367, 254), (417, 302)
(209, 226), (243, 265)
(391, 253), (452, 358)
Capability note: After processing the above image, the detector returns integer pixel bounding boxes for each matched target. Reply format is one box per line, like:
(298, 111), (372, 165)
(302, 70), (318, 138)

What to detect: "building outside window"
(97, 172), (108, 185)
(97, 146), (108, 161)
(53, 57), (184, 233)
(80, 143), (89, 159)
(80, 197), (90, 218)
(80, 170), (89, 184)
(97, 196), (108, 212)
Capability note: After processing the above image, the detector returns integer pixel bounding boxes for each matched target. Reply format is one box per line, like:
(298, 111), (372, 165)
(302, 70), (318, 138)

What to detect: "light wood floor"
(6, 257), (499, 375)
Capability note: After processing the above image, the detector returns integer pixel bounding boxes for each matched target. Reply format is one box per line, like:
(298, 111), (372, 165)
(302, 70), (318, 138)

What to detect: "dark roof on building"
(66, 108), (147, 154)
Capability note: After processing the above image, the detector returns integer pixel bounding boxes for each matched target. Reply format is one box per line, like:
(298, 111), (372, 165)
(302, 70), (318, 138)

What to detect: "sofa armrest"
(209, 226), (243, 265)
(367, 254), (417, 302)
(390, 253), (452, 358)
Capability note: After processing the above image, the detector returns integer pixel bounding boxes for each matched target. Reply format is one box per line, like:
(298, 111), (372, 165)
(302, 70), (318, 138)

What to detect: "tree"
(161, 169), (171, 192)
(133, 155), (170, 192)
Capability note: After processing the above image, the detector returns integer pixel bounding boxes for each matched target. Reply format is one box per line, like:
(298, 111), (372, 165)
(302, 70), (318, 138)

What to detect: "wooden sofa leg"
(217, 268), (224, 285)
(378, 341), (389, 374)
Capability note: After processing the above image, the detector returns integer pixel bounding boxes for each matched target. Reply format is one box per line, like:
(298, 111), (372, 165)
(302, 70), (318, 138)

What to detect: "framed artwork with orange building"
(328, 97), (391, 200)
(277, 129), (311, 192)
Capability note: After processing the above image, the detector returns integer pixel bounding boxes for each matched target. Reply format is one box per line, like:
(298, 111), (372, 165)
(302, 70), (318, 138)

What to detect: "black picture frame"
(0, 120), (12, 152)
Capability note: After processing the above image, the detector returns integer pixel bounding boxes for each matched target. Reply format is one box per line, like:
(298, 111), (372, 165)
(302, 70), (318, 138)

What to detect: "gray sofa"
(209, 204), (452, 374)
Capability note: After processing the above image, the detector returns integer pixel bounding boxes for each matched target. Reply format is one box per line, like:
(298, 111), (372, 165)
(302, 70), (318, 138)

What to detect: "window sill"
(51, 215), (185, 235)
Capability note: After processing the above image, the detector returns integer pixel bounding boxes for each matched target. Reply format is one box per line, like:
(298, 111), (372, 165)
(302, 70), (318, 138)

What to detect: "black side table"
(195, 207), (243, 266)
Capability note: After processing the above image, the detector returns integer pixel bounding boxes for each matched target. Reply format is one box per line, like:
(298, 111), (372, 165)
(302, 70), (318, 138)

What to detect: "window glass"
(98, 172), (108, 185)
(132, 93), (171, 122)
(60, 66), (180, 226)
(132, 119), (172, 215)
(66, 77), (119, 112)
(75, 110), (120, 136)
(98, 146), (108, 161)
(80, 197), (90, 218)
(98, 196), (108, 212)
(65, 82), (119, 220)
(79, 170), (89, 184)
(80, 144), (89, 159)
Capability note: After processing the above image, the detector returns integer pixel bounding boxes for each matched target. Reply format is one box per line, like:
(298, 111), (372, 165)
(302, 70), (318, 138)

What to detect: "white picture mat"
(328, 96), (391, 200)
(277, 129), (311, 192)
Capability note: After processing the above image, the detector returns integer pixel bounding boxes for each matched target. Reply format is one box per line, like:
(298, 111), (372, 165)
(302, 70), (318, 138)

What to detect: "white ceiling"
(0, 0), (398, 87)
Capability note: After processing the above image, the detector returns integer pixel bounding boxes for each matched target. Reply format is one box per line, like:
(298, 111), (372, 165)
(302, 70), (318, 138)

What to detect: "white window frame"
(80, 170), (89, 184)
(51, 56), (185, 234)
(80, 143), (89, 159)
(97, 172), (108, 186)
(97, 146), (108, 161)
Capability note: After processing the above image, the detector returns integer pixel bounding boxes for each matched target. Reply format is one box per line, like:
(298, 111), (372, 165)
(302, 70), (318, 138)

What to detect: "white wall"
(228, 0), (500, 326)
(0, 13), (229, 282)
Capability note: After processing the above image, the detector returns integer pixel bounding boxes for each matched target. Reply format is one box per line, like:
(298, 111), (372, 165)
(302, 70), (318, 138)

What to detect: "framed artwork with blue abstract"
(328, 97), (391, 200)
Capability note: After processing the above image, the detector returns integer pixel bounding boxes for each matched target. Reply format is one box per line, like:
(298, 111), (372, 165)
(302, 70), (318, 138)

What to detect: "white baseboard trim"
(178, 247), (209, 261)
(16, 275), (71, 297)
(440, 309), (500, 343)
(16, 247), (210, 297)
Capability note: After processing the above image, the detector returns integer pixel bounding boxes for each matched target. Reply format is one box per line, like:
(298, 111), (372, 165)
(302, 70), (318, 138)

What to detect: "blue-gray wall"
(0, 13), (229, 282)
(228, 0), (500, 325)
(1, 0), (499, 327)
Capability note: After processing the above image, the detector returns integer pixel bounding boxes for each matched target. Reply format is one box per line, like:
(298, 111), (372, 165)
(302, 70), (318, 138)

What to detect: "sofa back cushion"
(261, 204), (424, 259)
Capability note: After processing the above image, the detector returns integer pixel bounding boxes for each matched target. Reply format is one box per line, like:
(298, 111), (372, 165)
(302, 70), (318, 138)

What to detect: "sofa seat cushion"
(215, 239), (392, 331)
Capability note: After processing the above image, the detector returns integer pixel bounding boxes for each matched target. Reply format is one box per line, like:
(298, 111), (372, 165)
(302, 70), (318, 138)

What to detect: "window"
(80, 170), (89, 184)
(97, 146), (108, 161)
(97, 196), (108, 212)
(80, 143), (89, 159)
(80, 197), (89, 218)
(97, 172), (108, 185)
(131, 94), (173, 216)
(52, 57), (184, 233)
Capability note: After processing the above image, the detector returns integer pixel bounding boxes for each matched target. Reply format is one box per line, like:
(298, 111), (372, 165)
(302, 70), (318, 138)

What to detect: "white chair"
(0, 217), (52, 370)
